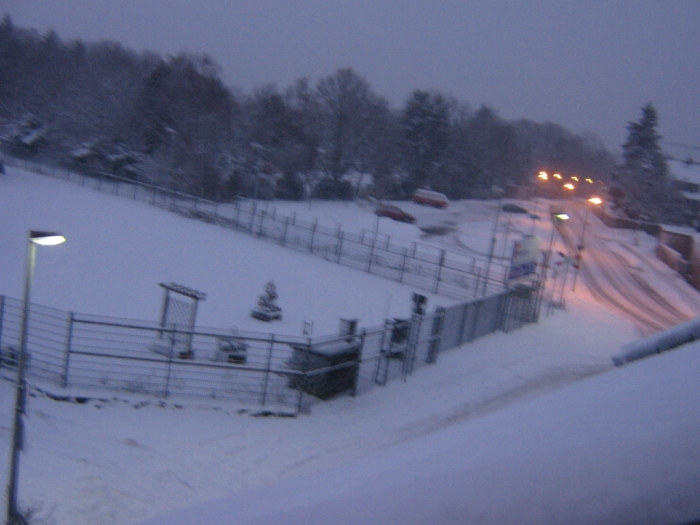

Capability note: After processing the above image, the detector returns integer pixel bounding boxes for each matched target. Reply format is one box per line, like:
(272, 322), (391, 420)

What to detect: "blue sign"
(508, 236), (540, 283)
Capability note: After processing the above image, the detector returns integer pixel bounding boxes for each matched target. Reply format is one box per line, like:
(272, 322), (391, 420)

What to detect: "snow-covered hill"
(1, 165), (698, 525)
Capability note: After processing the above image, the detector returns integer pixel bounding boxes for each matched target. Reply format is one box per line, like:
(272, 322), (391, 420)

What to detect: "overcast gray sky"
(2, 0), (698, 154)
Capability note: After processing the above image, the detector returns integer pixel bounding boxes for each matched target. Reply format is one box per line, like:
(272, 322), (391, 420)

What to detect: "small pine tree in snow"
(251, 281), (282, 321)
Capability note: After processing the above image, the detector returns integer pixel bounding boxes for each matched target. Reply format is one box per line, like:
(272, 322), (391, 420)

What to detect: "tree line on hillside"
(0, 16), (619, 204)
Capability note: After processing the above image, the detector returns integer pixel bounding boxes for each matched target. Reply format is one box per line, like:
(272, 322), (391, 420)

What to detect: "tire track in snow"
(557, 203), (699, 335)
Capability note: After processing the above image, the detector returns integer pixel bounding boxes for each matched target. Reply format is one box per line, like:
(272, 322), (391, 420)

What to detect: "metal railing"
(0, 296), (440, 413)
(0, 286), (539, 414)
(2, 156), (510, 300)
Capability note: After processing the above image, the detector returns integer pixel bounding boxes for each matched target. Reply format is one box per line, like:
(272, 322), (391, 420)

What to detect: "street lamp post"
(6, 231), (66, 525)
(483, 198), (503, 296)
(542, 212), (569, 315)
(571, 197), (602, 292)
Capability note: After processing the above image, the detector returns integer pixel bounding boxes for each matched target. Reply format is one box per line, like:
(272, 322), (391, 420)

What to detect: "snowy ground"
(1, 166), (699, 524)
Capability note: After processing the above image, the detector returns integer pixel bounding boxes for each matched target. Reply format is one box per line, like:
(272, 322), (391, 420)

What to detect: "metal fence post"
(426, 309), (444, 363)
(248, 201), (257, 233)
(373, 321), (391, 386)
(336, 230), (344, 264)
(61, 312), (75, 388)
(0, 295), (5, 352)
(281, 216), (289, 246)
(399, 247), (408, 283)
(163, 325), (177, 398)
(498, 290), (511, 333)
(296, 338), (312, 413)
(309, 218), (317, 253)
(261, 334), (275, 406)
(435, 249), (446, 294)
(350, 330), (366, 397)
(257, 207), (266, 237)
(403, 313), (422, 380)
(367, 231), (377, 273)
(234, 200), (242, 229)
(474, 267), (482, 299)
(468, 299), (482, 343)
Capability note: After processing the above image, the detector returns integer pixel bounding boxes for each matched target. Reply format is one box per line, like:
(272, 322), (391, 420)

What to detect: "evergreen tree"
(400, 90), (450, 194)
(622, 103), (667, 181)
(617, 104), (681, 222)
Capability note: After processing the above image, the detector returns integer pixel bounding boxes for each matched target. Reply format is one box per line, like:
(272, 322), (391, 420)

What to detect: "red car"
(375, 204), (416, 223)
(412, 189), (449, 208)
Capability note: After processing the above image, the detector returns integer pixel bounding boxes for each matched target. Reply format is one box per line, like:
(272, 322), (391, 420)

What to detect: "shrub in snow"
(251, 281), (282, 321)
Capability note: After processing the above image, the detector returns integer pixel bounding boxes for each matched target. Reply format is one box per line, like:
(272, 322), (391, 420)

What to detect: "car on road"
(501, 202), (529, 214)
(412, 189), (449, 208)
(375, 204), (416, 223)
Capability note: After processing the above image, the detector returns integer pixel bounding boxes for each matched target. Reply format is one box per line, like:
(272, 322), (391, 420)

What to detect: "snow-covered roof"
(681, 190), (700, 202)
(660, 224), (697, 236)
(71, 143), (96, 159)
(20, 127), (45, 146)
(668, 158), (700, 187)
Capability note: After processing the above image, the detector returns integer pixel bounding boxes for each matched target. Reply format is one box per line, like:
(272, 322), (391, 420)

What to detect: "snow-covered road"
(558, 201), (700, 335)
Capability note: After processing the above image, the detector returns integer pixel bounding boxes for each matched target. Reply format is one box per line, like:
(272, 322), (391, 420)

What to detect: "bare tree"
(314, 68), (389, 199)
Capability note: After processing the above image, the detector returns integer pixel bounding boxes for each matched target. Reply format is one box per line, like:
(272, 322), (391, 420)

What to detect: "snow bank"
(613, 315), (700, 366)
(138, 343), (700, 525)
(3, 162), (697, 525)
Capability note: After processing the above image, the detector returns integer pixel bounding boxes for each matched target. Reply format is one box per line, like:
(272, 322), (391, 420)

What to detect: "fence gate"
(502, 284), (540, 333)
(157, 283), (206, 358)
(369, 312), (442, 386)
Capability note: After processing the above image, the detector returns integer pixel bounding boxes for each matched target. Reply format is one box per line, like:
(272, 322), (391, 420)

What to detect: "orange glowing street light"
(563, 183), (575, 191)
(538, 171), (548, 180)
(553, 173), (562, 180)
(571, 176), (579, 182)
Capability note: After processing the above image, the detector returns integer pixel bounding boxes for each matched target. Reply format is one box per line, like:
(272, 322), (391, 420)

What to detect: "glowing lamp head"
(30, 231), (66, 246)
(588, 197), (602, 205)
(538, 171), (548, 180)
(553, 173), (562, 180)
(563, 183), (575, 190)
(554, 213), (569, 220)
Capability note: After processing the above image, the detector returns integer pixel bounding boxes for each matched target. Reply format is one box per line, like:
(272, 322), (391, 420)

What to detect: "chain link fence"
(0, 287), (539, 414)
(3, 156), (510, 300)
(1, 156), (541, 413)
